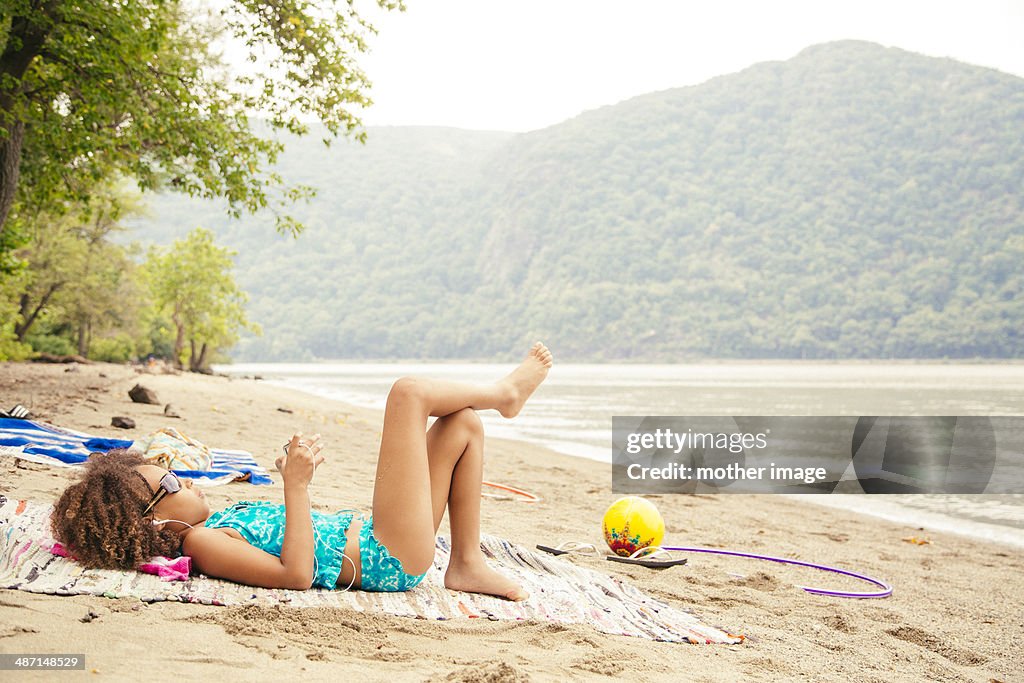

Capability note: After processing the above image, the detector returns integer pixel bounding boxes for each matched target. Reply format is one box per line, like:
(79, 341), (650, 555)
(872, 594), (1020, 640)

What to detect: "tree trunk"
(77, 319), (91, 357)
(14, 282), (63, 340)
(195, 342), (210, 373)
(0, 120), (24, 234)
(172, 307), (185, 369)
(0, 3), (61, 236)
(189, 338), (197, 371)
(187, 341), (212, 373)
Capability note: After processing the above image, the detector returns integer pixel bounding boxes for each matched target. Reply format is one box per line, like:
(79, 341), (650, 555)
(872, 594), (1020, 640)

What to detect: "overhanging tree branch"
(1, 0), (404, 245)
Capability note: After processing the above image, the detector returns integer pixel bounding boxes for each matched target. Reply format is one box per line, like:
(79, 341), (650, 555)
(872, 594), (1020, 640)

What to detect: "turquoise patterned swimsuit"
(205, 502), (427, 591)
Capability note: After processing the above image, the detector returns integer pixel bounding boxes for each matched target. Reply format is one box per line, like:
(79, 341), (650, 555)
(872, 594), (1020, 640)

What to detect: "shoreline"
(1, 361), (1021, 681)
(221, 358), (1024, 366)
(227, 364), (1024, 554)
(787, 494), (1024, 551)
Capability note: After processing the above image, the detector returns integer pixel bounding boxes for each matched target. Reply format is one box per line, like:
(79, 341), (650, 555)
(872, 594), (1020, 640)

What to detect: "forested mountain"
(129, 41), (1024, 361)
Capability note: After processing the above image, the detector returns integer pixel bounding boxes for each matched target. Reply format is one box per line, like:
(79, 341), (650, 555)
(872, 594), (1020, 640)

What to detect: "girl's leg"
(424, 408), (485, 534)
(425, 408), (528, 600)
(371, 343), (552, 577)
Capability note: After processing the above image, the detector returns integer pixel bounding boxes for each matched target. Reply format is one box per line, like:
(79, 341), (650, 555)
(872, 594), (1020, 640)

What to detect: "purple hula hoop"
(661, 546), (893, 599)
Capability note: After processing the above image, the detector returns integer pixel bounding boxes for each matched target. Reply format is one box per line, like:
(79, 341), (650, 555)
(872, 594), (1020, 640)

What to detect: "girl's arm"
(183, 433), (325, 590)
(278, 474), (315, 587)
(183, 527), (314, 589)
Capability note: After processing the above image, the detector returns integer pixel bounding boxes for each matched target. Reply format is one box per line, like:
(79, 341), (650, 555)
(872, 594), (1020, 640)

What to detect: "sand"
(0, 361), (1021, 682)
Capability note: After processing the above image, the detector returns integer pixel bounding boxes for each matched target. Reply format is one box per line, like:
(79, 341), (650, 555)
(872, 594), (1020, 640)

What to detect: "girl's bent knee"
(388, 376), (426, 406)
(451, 407), (483, 436)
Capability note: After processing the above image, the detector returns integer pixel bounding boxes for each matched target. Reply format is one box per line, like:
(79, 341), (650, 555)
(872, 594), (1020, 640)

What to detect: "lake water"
(215, 361), (1024, 548)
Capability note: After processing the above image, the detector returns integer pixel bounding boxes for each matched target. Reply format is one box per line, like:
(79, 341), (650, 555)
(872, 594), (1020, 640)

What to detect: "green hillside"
(129, 41), (1024, 361)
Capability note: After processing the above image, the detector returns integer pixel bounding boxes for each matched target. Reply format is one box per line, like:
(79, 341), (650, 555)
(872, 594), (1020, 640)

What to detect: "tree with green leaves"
(0, 269), (30, 359)
(12, 185), (144, 357)
(0, 0), (403, 249)
(145, 227), (258, 372)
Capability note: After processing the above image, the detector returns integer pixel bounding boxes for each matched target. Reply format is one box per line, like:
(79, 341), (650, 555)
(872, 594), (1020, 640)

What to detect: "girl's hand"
(276, 432), (325, 488)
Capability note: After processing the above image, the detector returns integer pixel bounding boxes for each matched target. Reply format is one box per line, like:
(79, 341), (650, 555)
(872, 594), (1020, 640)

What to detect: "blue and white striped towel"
(0, 418), (272, 486)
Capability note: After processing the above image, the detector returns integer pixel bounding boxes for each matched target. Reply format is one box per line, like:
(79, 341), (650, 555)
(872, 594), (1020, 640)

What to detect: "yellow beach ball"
(602, 496), (665, 557)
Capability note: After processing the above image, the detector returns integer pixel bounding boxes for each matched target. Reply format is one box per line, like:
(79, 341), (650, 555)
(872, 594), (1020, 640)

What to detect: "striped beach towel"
(0, 497), (743, 645)
(0, 418), (272, 486)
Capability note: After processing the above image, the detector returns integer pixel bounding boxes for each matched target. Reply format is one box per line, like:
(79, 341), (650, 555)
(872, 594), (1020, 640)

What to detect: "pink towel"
(137, 555), (192, 582)
(49, 542), (191, 582)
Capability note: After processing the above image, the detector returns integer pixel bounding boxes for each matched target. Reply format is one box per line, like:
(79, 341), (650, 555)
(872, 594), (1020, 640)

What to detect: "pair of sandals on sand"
(536, 541), (688, 569)
(0, 404), (31, 420)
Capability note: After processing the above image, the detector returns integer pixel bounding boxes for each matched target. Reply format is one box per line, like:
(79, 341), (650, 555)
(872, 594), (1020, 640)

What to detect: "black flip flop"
(0, 404), (30, 419)
(536, 542), (600, 557)
(606, 554), (688, 569)
(537, 544), (570, 556)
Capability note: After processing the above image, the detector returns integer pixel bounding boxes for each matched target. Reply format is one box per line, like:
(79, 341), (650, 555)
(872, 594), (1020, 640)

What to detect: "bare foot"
(496, 342), (552, 418)
(444, 554), (529, 601)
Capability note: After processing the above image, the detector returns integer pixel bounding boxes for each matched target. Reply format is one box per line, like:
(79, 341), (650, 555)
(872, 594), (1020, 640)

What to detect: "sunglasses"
(142, 472), (182, 516)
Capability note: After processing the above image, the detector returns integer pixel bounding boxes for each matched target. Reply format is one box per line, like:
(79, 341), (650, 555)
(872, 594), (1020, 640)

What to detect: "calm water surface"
(216, 362), (1024, 548)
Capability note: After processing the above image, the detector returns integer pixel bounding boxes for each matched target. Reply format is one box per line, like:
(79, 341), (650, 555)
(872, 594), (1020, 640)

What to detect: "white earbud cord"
(298, 441), (359, 592)
(152, 518), (194, 528)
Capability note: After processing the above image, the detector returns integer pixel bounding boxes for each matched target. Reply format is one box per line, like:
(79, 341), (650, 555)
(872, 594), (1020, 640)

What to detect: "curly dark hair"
(50, 449), (182, 569)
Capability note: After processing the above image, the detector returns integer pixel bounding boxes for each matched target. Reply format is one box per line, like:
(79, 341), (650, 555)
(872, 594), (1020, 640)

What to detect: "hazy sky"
(353, 0), (1024, 132)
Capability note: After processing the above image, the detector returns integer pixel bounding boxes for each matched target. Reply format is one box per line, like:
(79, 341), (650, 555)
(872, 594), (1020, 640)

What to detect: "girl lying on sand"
(50, 343), (553, 601)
